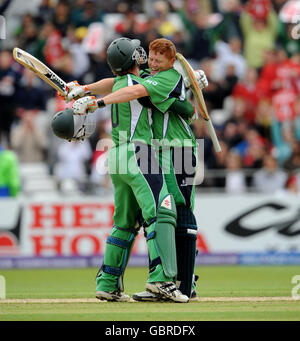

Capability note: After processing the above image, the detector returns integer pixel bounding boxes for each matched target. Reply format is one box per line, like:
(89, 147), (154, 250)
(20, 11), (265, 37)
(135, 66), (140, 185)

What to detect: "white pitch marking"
(0, 297), (295, 304)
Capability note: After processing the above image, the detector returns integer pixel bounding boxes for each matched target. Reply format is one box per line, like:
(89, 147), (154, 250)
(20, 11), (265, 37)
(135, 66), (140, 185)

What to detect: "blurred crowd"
(0, 0), (300, 197)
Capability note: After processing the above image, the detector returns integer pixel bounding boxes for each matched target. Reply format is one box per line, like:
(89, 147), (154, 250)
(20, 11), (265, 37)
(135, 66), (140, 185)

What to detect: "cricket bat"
(13, 47), (67, 96)
(176, 52), (222, 153)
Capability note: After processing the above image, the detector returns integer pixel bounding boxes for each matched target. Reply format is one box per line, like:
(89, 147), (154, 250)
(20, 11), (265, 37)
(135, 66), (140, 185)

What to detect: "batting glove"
(184, 70), (208, 90)
(65, 81), (89, 102)
(72, 96), (98, 115)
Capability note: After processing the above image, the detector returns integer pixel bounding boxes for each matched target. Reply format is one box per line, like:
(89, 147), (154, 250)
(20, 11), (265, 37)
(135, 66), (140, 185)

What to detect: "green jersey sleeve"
(169, 99), (195, 120)
(139, 68), (185, 113)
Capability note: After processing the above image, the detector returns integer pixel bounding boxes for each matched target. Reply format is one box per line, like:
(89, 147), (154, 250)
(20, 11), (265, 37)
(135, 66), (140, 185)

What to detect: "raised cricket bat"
(13, 47), (67, 96)
(176, 52), (221, 153)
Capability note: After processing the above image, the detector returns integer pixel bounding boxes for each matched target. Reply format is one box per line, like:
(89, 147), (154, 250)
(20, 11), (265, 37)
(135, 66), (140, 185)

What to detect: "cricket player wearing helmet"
(71, 38), (191, 302)
(67, 39), (208, 301)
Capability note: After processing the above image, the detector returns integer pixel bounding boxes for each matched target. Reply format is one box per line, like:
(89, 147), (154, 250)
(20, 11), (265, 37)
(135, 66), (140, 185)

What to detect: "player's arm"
(70, 69), (151, 100)
(169, 99), (195, 120)
(72, 84), (149, 114)
(97, 86), (194, 119)
(98, 84), (149, 105)
(85, 78), (115, 95)
(65, 78), (115, 101)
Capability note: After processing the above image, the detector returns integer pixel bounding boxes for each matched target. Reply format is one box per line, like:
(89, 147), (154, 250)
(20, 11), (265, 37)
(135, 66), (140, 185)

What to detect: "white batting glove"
(184, 70), (208, 90)
(72, 96), (98, 115)
(65, 81), (89, 102)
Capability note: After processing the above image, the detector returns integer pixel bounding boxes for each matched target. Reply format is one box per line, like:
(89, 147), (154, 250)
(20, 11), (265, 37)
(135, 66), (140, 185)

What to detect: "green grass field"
(0, 266), (300, 321)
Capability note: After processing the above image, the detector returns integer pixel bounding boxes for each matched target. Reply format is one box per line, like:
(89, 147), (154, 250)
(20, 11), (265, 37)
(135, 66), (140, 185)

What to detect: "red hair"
(149, 38), (176, 59)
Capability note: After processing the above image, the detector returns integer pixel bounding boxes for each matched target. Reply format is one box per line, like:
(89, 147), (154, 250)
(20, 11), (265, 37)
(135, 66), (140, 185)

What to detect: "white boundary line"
(0, 297), (296, 303)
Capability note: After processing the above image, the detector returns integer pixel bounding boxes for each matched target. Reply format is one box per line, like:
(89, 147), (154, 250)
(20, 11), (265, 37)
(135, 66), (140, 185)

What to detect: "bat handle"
(205, 119), (222, 153)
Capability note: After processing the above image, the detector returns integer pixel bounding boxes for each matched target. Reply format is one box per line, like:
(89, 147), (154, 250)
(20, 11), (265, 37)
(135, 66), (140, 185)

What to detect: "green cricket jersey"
(139, 68), (197, 148)
(111, 74), (153, 146)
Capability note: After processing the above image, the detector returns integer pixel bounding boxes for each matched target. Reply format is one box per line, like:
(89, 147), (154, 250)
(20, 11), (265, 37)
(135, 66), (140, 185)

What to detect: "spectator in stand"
(243, 141), (266, 169)
(89, 115), (113, 193)
(0, 50), (20, 146)
(152, 1), (177, 39)
(214, 37), (247, 80)
(42, 21), (65, 68)
(10, 110), (48, 163)
(225, 150), (247, 194)
(15, 13), (36, 39)
(268, 52), (300, 154)
(205, 140), (229, 187)
(88, 109), (111, 151)
(256, 49), (299, 164)
(185, 12), (214, 62)
(15, 14), (39, 55)
(172, 29), (188, 55)
(220, 63), (239, 97)
(114, 3), (148, 41)
(52, 0), (71, 37)
(230, 96), (248, 123)
(254, 97), (272, 140)
(54, 139), (92, 188)
(283, 140), (300, 173)
(177, 0), (242, 62)
(113, 3), (152, 54)
(0, 144), (20, 197)
(271, 119), (297, 165)
(179, 0), (213, 17)
(201, 58), (236, 111)
(270, 47), (300, 160)
(215, 0), (244, 42)
(231, 67), (260, 124)
(82, 47), (113, 85)
(238, 112), (268, 170)
(253, 154), (287, 193)
(70, 0), (104, 28)
(37, 0), (55, 25)
(256, 48), (279, 98)
(64, 26), (90, 81)
(70, 0), (86, 25)
(142, 18), (163, 56)
(52, 51), (76, 83)
(16, 68), (47, 111)
(223, 121), (244, 148)
(240, 0), (278, 70)
(270, 50), (300, 97)
(236, 119), (249, 141)
(235, 127), (266, 161)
